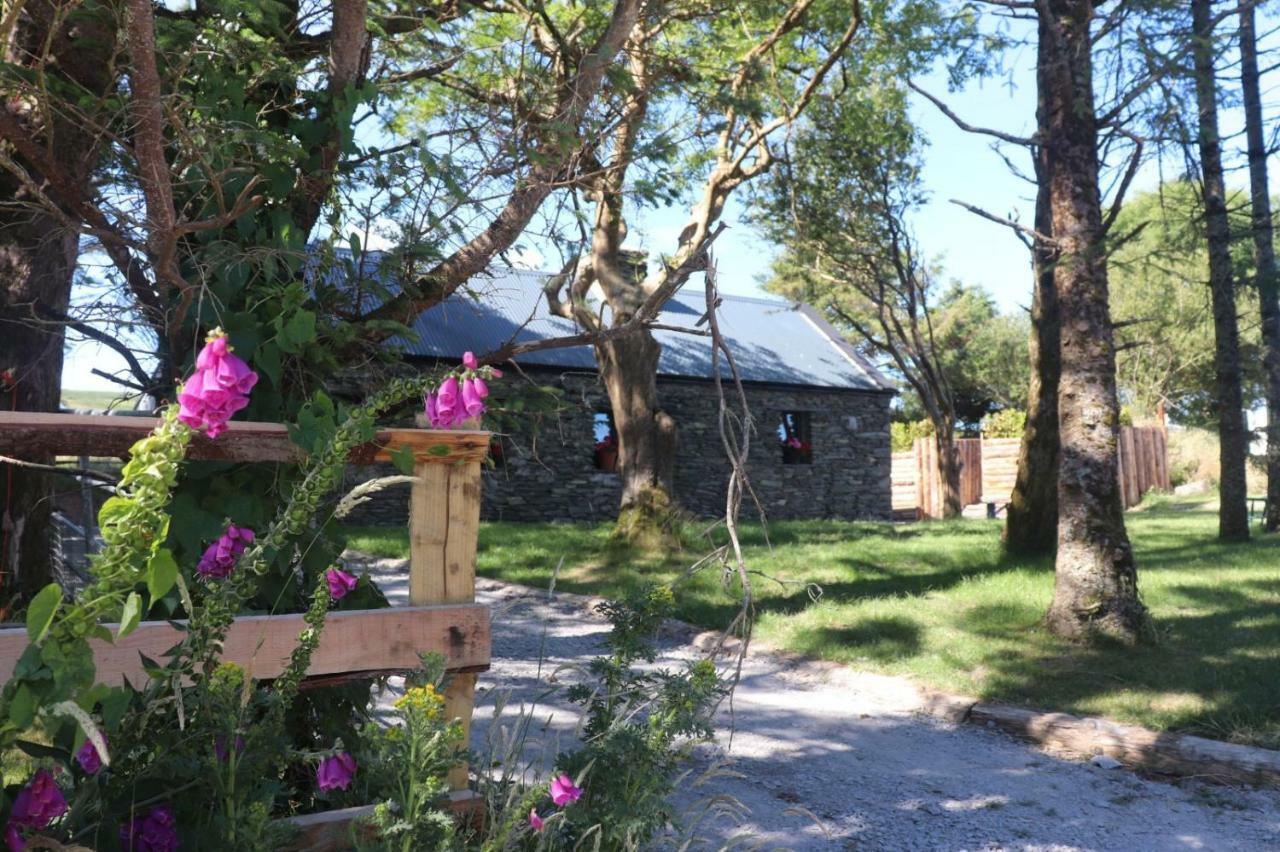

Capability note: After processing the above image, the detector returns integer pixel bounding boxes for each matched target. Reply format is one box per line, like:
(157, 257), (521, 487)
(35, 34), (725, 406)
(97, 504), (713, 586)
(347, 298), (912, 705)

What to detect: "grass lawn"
(343, 499), (1280, 749)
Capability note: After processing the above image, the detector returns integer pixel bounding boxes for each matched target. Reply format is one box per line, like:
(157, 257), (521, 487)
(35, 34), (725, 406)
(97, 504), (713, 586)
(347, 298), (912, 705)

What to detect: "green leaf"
(146, 549), (179, 603)
(13, 644), (48, 680)
(9, 685), (36, 728)
(389, 445), (416, 475)
(427, 444), (450, 457)
(118, 593), (143, 640)
(97, 496), (133, 529)
(277, 308), (316, 354)
(26, 583), (62, 644)
(15, 739), (69, 765)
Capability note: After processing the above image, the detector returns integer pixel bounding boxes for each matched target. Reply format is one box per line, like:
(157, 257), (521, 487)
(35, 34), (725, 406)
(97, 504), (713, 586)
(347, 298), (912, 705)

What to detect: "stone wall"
(341, 368), (892, 525)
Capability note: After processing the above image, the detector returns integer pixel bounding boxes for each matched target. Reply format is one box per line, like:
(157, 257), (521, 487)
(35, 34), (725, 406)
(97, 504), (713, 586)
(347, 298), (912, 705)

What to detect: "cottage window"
(779, 411), (813, 464)
(488, 435), (508, 467)
(593, 411), (618, 472)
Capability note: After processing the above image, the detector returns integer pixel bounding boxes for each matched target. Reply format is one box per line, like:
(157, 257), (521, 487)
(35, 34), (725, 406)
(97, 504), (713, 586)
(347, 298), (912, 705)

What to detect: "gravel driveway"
(357, 555), (1280, 851)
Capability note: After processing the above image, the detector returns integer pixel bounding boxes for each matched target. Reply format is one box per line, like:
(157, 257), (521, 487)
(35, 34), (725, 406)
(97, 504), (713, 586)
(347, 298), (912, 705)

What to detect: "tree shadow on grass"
(787, 617), (922, 663)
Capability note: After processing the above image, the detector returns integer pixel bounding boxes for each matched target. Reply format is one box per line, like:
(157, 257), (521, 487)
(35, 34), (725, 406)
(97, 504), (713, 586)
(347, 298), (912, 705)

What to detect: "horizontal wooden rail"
(0, 412), (490, 464)
(0, 604), (490, 686)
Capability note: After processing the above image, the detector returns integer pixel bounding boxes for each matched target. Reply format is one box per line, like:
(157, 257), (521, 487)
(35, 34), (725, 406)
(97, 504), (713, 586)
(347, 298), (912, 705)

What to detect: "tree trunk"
(0, 212), (79, 605)
(1192, 0), (1249, 541)
(1239, 5), (1280, 532)
(0, 0), (117, 604)
(935, 421), (963, 518)
(595, 329), (679, 542)
(1005, 132), (1060, 556)
(1040, 0), (1147, 643)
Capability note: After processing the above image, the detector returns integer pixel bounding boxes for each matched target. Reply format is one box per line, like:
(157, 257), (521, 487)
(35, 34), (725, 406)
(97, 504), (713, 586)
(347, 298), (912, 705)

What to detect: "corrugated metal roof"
(392, 266), (895, 392)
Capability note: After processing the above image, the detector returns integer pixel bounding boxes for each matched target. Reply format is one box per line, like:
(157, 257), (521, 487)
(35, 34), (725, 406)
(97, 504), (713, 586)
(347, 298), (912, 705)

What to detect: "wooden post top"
(0, 412), (490, 464)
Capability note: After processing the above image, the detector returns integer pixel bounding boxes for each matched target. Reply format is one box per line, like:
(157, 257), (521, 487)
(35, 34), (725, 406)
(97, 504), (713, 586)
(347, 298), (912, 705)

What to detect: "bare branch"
(908, 81), (1036, 147)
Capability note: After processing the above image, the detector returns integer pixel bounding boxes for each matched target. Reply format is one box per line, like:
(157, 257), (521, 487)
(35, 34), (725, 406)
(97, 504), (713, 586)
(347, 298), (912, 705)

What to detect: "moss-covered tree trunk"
(1040, 0), (1147, 643)
(1005, 107), (1060, 556)
(596, 330), (679, 542)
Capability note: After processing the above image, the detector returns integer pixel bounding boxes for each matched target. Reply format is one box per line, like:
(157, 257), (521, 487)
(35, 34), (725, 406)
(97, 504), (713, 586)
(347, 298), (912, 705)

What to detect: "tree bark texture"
(594, 330), (679, 535)
(0, 0), (117, 604)
(1039, 0), (1147, 642)
(1005, 109), (1060, 556)
(1192, 0), (1249, 541)
(1239, 5), (1280, 532)
(935, 421), (963, 519)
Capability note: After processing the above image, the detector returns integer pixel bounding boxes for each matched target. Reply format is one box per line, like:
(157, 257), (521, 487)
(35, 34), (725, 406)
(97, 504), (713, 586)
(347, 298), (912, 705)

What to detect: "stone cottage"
(349, 266), (896, 524)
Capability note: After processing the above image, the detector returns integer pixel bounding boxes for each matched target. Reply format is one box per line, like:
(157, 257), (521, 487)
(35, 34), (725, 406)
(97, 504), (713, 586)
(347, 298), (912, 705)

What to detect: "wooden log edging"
(931, 697), (1280, 788)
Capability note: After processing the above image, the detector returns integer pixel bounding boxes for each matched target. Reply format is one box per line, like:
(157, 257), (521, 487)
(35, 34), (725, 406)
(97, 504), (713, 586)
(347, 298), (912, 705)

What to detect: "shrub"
(0, 334), (725, 851)
(980, 408), (1025, 438)
(891, 419), (934, 452)
(1168, 427), (1220, 487)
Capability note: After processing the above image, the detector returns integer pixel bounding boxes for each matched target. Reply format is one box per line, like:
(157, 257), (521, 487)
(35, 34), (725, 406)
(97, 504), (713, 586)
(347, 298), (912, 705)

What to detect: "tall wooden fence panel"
(0, 412), (490, 846)
(891, 427), (1170, 519)
(894, 437), (982, 519)
(891, 451), (919, 519)
(980, 437), (1021, 501)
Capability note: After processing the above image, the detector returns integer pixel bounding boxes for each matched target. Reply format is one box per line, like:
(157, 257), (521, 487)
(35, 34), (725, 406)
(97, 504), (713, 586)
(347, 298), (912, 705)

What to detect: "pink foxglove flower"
(461, 378), (485, 418)
(10, 770), (66, 829)
(75, 734), (106, 775)
(120, 805), (178, 852)
(462, 351), (478, 370)
(435, 376), (461, 425)
(177, 329), (258, 439)
(549, 773), (582, 806)
(196, 525), (254, 580)
(5, 823), (24, 852)
(316, 752), (357, 791)
(326, 568), (357, 601)
(528, 809), (544, 833)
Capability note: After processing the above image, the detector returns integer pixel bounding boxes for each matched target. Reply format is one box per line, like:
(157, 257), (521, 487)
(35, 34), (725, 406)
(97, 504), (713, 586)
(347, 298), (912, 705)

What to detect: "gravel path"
(357, 555), (1280, 851)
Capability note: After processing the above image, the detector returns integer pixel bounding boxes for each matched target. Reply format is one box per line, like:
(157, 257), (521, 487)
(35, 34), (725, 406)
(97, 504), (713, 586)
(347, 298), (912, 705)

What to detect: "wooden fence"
(0, 412), (490, 848)
(892, 426), (1170, 519)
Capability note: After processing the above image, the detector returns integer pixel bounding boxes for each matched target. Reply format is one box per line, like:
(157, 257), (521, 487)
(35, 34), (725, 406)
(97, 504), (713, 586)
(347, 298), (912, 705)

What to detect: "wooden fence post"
(409, 453), (482, 792)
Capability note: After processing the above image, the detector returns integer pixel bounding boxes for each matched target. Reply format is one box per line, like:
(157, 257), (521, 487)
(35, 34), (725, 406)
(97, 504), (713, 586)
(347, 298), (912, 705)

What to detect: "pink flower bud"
(326, 568), (358, 601)
(316, 752), (357, 791)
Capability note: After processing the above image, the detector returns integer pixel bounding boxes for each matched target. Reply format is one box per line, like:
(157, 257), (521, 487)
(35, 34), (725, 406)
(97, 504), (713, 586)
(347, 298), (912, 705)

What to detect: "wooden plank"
(410, 462), (451, 604)
(1145, 428), (1162, 493)
(0, 604), (491, 686)
(1156, 428), (1170, 489)
(1118, 427), (1136, 508)
(0, 412), (489, 464)
(443, 464), (482, 603)
(409, 459), (482, 792)
(443, 462), (482, 790)
(444, 672), (478, 790)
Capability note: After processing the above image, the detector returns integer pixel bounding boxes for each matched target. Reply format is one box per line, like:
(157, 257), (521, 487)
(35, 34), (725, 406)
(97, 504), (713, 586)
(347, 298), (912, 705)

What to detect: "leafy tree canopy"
(1109, 182), (1262, 427)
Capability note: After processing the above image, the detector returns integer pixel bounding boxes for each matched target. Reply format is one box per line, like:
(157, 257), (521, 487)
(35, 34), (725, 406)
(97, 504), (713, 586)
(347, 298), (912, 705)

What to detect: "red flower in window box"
(781, 435), (812, 463)
(594, 433), (618, 472)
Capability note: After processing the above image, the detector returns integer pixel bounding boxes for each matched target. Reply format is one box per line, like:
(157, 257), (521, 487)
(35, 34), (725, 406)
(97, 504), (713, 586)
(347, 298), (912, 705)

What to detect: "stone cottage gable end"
(358, 265), (897, 523)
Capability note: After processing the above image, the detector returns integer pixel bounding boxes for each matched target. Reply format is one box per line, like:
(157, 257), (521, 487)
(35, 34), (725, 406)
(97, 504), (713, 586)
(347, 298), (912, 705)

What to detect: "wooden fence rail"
(891, 426), (1170, 519)
(0, 411), (490, 848)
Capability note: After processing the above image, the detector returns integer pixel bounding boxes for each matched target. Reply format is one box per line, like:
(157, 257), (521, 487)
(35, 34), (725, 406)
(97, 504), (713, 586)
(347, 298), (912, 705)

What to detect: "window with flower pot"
(593, 411), (618, 472)
(778, 411), (813, 464)
(488, 435), (508, 467)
